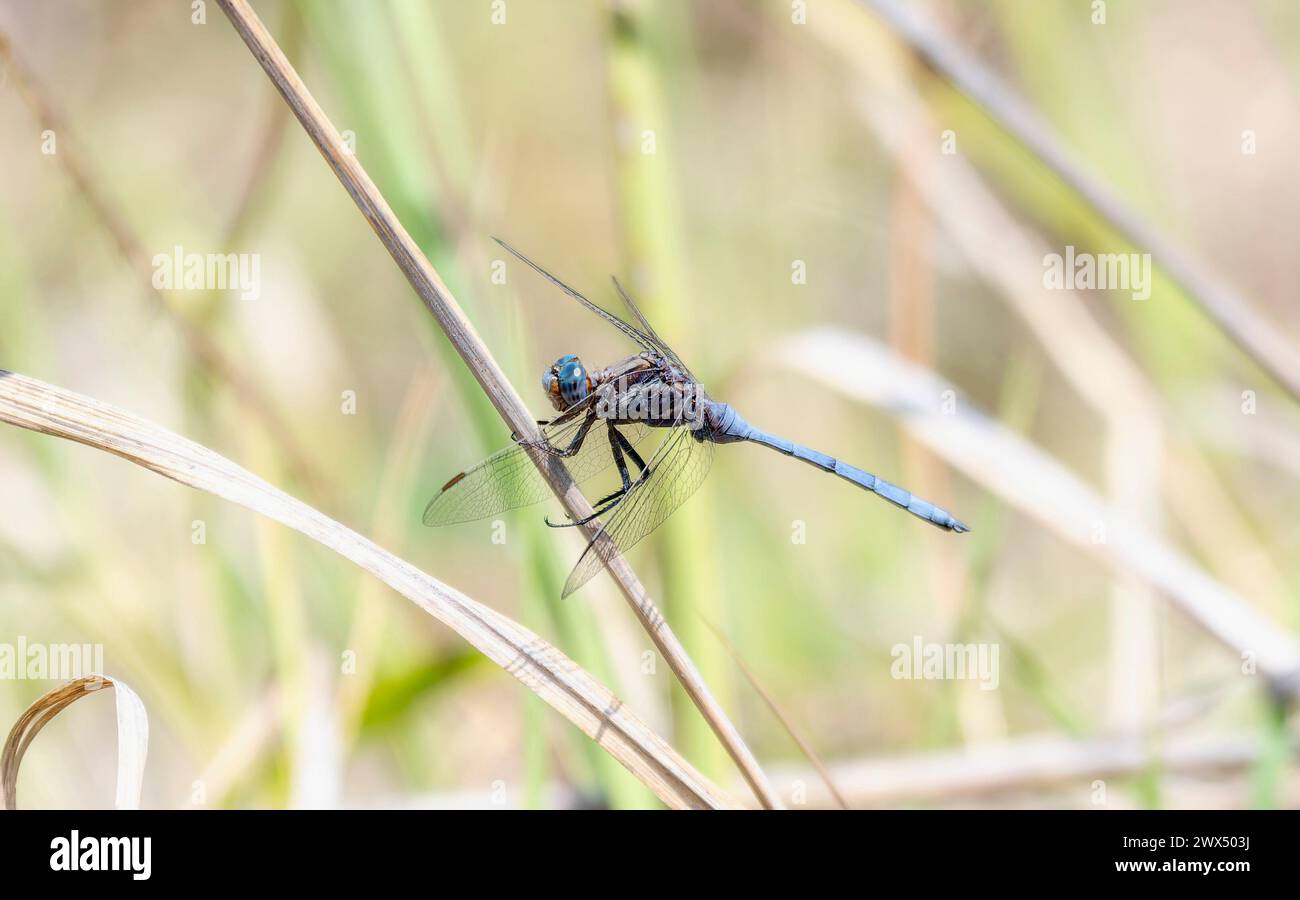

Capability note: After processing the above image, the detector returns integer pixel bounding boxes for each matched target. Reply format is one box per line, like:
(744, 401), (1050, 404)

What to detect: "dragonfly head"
(543, 354), (592, 411)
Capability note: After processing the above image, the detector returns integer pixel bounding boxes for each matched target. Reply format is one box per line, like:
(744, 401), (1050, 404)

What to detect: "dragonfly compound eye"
(556, 357), (590, 406)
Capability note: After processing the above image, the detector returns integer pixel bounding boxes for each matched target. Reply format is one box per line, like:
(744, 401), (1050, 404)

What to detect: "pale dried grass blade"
(1, 674), (149, 810)
(0, 369), (735, 810)
(111, 678), (149, 809)
(766, 729), (1297, 808)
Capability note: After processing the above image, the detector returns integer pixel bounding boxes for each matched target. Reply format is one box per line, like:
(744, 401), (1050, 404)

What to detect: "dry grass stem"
(766, 729), (1297, 808)
(702, 618), (850, 810)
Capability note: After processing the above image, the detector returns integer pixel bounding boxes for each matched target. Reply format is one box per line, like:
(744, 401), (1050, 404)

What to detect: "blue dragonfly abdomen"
(703, 401), (969, 533)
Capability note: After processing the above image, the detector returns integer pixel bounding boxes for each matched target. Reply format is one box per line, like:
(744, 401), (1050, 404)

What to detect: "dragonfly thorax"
(542, 354), (594, 411)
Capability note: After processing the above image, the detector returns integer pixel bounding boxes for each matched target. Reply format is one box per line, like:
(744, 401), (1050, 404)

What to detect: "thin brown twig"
(0, 30), (329, 498)
(219, 4), (302, 250)
(858, 0), (1300, 406)
(213, 0), (779, 809)
(700, 617), (851, 810)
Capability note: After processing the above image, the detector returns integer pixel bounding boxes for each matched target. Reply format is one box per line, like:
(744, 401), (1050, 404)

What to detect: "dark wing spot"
(440, 471), (468, 492)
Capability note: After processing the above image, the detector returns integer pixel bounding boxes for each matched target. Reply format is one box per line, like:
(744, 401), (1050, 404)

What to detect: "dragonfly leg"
(614, 426), (649, 477)
(546, 425), (651, 528)
(512, 394), (595, 442)
(510, 419), (553, 442)
(588, 426), (641, 507)
(524, 408), (598, 458)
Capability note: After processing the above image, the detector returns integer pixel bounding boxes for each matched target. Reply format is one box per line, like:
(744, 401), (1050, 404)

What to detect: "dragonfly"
(424, 238), (969, 597)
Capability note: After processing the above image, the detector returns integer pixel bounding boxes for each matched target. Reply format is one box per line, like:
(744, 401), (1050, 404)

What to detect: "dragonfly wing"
(609, 275), (693, 377)
(493, 238), (661, 355)
(423, 415), (649, 526)
(422, 441), (552, 526)
(561, 425), (715, 598)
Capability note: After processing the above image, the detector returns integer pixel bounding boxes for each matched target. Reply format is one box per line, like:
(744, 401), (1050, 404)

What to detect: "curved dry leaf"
(1, 674), (149, 810)
(0, 369), (734, 810)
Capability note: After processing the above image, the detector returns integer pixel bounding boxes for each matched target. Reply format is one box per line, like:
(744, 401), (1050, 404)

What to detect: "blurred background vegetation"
(0, 0), (1297, 808)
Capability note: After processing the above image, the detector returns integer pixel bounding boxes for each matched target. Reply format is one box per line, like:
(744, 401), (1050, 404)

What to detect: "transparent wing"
(561, 425), (715, 598)
(609, 275), (694, 378)
(493, 237), (663, 355)
(423, 415), (649, 526)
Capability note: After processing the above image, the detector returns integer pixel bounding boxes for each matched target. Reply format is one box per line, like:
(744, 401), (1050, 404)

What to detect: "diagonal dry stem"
(213, 0), (778, 808)
(701, 618), (851, 810)
(0, 369), (736, 810)
(857, 0), (1300, 406)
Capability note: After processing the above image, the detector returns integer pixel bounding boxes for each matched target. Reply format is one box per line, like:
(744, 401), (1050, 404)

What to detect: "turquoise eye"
(555, 357), (589, 406)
